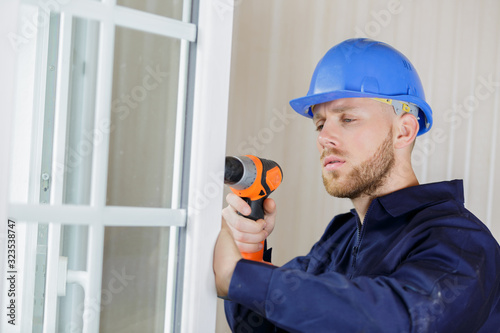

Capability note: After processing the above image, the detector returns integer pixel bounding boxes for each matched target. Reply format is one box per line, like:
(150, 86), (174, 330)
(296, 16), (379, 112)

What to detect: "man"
(213, 38), (500, 332)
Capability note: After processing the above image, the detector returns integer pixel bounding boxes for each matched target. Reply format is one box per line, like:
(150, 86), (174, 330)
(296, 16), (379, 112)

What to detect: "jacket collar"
(375, 179), (465, 218)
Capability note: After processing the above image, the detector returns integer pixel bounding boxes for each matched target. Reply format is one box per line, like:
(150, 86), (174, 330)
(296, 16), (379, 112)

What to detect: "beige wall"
(218, 0), (500, 331)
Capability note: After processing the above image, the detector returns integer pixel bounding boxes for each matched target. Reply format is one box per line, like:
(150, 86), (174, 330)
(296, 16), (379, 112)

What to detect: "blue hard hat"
(289, 38), (433, 135)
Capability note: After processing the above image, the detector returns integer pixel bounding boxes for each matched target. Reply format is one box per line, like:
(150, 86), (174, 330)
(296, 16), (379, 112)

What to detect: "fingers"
(235, 241), (263, 254)
(222, 207), (266, 233)
(225, 193), (251, 216)
(223, 193), (276, 253)
(222, 208), (267, 250)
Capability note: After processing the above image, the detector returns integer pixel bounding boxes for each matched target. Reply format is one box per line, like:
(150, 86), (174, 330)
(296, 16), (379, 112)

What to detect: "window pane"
(64, 17), (100, 206)
(106, 26), (181, 208)
(58, 16), (98, 332)
(117, 0), (183, 20)
(99, 227), (170, 332)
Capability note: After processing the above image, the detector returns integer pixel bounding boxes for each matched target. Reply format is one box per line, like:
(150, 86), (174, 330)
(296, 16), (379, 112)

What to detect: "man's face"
(313, 98), (396, 199)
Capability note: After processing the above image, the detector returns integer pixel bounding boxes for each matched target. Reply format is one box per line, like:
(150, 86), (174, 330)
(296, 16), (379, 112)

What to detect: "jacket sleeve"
(224, 221), (500, 333)
(224, 248), (310, 332)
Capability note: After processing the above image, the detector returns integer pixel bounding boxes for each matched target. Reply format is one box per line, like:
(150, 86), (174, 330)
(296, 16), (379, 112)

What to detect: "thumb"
(263, 198), (276, 215)
(263, 198), (276, 234)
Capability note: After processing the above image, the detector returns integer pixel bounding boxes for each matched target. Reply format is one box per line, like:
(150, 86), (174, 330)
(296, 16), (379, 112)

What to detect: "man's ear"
(394, 113), (419, 149)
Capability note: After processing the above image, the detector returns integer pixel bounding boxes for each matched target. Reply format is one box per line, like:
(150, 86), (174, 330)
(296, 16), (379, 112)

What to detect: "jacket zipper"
(351, 203), (374, 275)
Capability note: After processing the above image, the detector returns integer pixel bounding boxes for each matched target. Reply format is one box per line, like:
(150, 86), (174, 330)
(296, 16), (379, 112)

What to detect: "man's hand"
(213, 194), (277, 297)
(222, 193), (277, 254)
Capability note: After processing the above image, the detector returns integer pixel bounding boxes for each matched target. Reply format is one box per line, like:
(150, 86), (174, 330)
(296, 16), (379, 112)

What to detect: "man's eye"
(315, 124), (324, 131)
(343, 118), (354, 123)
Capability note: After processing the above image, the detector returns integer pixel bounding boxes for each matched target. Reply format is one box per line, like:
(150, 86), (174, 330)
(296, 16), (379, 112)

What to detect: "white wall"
(218, 0), (500, 331)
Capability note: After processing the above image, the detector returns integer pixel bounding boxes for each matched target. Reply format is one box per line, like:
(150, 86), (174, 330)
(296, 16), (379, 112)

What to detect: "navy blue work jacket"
(225, 180), (500, 332)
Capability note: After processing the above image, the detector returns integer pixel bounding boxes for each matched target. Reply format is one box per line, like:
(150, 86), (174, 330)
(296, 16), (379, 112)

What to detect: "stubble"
(321, 129), (395, 199)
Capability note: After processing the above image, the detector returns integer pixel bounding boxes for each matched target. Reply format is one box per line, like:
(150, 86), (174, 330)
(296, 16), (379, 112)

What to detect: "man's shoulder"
(410, 196), (487, 231)
(404, 198), (500, 256)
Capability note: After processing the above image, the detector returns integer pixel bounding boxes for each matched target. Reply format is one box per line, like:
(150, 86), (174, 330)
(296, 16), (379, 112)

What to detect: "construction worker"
(214, 38), (500, 332)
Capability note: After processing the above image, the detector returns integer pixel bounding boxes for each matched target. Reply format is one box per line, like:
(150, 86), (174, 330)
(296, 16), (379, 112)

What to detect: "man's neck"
(352, 173), (419, 224)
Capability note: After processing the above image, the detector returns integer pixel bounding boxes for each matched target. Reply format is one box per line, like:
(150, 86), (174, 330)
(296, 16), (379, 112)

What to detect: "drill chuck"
(224, 156), (244, 184)
(224, 156), (257, 190)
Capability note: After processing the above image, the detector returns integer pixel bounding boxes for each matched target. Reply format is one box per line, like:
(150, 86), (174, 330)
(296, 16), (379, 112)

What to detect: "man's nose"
(318, 121), (339, 148)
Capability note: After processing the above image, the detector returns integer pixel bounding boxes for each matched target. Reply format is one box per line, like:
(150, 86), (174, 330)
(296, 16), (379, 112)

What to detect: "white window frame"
(1, 2), (20, 331)
(1, 0), (234, 332)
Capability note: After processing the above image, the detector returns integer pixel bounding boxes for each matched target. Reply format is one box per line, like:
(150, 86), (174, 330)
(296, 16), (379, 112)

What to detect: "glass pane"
(58, 16), (99, 332)
(63, 18), (99, 205)
(117, 0), (183, 20)
(106, 26), (181, 208)
(100, 227), (170, 332)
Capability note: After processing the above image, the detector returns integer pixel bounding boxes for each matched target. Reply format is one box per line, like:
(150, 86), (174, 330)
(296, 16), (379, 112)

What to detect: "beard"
(321, 129), (395, 199)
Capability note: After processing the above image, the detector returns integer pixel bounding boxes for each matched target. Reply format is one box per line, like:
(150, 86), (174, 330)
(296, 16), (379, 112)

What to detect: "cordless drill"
(224, 155), (283, 261)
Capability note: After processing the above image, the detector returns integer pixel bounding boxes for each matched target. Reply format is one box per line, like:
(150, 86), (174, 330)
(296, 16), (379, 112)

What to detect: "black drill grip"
(243, 196), (266, 221)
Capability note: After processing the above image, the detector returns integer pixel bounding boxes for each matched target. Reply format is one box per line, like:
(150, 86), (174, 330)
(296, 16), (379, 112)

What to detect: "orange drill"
(224, 155), (283, 261)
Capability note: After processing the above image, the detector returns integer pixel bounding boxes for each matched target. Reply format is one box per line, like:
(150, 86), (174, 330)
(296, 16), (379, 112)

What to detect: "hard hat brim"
(289, 90), (433, 136)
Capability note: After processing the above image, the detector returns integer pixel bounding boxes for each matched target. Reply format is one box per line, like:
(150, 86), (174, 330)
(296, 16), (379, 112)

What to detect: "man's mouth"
(323, 155), (345, 170)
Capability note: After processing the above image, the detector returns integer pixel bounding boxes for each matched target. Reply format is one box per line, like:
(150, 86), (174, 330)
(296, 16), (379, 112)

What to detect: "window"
(2, 0), (235, 332)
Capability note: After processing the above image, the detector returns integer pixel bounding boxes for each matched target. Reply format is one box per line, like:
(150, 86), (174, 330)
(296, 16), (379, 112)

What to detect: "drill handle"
(241, 196), (267, 261)
(243, 196), (267, 221)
